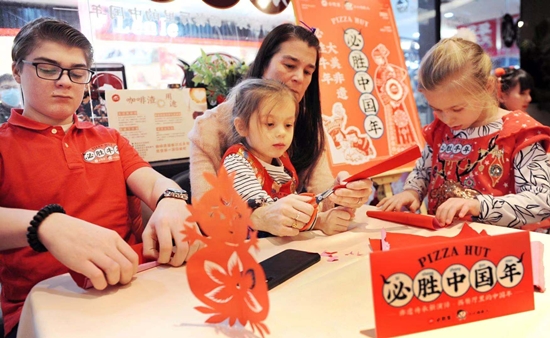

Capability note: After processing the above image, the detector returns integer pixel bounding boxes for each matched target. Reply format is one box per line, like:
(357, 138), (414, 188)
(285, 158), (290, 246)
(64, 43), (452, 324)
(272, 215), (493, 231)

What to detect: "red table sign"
(370, 231), (534, 337)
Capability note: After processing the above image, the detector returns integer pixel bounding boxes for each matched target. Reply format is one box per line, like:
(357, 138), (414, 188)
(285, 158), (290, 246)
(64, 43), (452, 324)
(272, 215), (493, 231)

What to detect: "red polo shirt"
(0, 109), (150, 335)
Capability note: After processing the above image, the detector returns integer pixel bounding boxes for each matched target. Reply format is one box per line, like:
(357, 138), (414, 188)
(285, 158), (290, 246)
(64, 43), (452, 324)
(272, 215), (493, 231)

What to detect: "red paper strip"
(367, 210), (442, 230)
(333, 145), (421, 189)
(69, 243), (158, 289)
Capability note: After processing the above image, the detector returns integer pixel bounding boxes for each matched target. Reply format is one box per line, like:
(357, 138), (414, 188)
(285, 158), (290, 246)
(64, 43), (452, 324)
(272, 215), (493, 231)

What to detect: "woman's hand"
(39, 213), (139, 291)
(142, 198), (203, 267)
(377, 190), (421, 212)
(251, 194), (315, 236)
(435, 198), (480, 226)
(328, 171), (374, 208)
(315, 207), (355, 235)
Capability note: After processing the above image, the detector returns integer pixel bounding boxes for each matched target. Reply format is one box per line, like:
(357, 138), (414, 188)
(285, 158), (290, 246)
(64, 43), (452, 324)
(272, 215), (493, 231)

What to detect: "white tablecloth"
(18, 206), (550, 337)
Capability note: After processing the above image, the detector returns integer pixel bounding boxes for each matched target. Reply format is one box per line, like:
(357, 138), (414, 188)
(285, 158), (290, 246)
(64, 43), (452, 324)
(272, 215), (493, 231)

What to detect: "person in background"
(0, 18), (201, 338)
(221, 79), (347, 235)
(377, 37), (550, 229)
(188, 23), (373, 237)
(495, 66), (534, 112)
(0, 73), (22, 123)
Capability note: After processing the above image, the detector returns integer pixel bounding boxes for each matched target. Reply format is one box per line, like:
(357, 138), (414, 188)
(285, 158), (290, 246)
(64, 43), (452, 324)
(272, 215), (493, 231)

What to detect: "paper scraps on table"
(368, 223), (546, 293)
(321, 250), (366, 262)
(344, 251), (364, 257)
(69, 243), (159, 289)
(321, 250), (338, 262)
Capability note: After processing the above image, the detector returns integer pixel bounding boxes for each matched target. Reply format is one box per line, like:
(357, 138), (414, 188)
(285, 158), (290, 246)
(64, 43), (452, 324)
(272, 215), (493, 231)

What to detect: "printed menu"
(105, 88), (206, 162)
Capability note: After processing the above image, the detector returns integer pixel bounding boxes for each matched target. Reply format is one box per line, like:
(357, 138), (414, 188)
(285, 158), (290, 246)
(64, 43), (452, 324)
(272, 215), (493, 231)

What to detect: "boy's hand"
(142, 198), (202, 267)
(436, 198), (481, 226)
(39, 213), (138, 291)
(377, 190), (421, 212)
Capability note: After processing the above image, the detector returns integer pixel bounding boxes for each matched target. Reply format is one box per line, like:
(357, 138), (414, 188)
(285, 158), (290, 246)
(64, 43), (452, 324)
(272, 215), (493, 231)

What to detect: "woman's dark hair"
(246, 23), (323, 190)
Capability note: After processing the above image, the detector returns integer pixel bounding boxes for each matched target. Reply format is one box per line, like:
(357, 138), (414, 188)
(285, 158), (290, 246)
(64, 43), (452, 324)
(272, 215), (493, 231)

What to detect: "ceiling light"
(444, 12), (454, 18)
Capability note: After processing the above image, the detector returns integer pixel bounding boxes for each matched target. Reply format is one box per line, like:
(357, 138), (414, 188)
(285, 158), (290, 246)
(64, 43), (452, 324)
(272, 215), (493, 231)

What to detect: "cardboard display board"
(292, 0), (424, 176)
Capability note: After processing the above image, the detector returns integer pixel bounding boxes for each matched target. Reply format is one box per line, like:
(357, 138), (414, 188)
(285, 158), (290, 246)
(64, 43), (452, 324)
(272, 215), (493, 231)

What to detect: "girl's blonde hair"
(418, 37), (497, 105)
(223, 78), (298, 150)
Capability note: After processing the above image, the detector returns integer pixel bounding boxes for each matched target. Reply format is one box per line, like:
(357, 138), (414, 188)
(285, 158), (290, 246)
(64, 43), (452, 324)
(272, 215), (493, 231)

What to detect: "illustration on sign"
(372, 43), (419, 154)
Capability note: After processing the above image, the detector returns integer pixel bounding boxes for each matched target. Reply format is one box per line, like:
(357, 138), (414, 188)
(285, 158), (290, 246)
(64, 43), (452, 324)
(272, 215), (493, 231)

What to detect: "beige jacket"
(188, 102), (335, 210)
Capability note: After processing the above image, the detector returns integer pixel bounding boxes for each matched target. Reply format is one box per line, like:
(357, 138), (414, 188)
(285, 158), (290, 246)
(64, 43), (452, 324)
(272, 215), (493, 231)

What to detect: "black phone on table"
(259, 249), (321, 290)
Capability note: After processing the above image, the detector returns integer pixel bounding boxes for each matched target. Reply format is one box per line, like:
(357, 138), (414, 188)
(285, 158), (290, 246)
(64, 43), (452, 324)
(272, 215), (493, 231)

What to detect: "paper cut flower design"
(182, 167), (269, 337)
(203, 252), (263, 313)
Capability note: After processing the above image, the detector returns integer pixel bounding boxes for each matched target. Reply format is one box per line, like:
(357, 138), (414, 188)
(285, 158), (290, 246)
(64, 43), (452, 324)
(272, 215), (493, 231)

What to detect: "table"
(18, 206), (550, 338)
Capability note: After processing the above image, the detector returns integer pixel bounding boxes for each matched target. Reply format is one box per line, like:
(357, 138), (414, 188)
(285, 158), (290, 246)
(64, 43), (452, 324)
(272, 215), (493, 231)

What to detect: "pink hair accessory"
(299, 20), (317, 34)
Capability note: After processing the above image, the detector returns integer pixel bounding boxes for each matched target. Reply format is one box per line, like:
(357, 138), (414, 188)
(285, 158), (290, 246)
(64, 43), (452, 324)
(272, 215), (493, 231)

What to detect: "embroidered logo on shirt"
(438, 142), (473, 161)
(83, 143), (120, 163)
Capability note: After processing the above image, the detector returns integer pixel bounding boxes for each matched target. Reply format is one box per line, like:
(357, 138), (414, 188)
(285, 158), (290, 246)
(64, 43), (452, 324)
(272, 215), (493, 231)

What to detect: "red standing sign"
(292, 0), (424, 176)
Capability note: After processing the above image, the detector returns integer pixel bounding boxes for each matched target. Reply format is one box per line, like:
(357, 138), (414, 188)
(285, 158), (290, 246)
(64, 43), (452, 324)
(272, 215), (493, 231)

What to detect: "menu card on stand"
(105, 88), (205, 162)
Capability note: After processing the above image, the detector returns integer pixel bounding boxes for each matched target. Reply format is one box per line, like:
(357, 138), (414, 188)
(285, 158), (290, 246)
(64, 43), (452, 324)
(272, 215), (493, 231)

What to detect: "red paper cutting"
(182, 167), (269, 337)
(367, 210), (443, 230)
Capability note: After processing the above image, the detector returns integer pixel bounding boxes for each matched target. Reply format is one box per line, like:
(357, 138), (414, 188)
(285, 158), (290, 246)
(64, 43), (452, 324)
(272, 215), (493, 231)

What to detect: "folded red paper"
(367, 210), (443, 230)
(333, 145), (421, 190)
(69, 243), (159, 289)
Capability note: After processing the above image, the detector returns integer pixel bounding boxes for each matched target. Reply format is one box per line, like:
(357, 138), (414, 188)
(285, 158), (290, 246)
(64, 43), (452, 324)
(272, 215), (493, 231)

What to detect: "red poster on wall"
(457, 19), (498, 56)
(457, 14), (520, 59)
(292, 0), (424, 176)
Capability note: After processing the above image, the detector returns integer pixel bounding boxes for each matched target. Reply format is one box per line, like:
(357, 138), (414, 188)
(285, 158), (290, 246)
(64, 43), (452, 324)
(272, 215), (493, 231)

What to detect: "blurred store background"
(0, 0), (548, 126)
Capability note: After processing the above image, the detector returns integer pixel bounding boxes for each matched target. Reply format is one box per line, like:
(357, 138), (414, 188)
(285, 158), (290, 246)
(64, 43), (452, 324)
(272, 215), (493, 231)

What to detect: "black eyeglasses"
(20, 60), (94, 84)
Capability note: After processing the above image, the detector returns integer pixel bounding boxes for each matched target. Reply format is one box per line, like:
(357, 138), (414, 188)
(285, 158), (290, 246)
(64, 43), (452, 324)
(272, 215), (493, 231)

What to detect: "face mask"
(1, 88), (22, 108)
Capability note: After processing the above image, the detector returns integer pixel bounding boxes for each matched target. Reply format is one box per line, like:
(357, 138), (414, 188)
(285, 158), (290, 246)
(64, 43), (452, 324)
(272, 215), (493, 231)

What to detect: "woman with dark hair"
(188, 23), (373, 237)
(496, 66), (534, 111)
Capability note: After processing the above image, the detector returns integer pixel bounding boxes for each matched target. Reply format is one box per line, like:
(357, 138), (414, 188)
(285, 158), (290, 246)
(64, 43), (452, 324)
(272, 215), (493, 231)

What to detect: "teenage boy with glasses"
(0, 18), (201, 338)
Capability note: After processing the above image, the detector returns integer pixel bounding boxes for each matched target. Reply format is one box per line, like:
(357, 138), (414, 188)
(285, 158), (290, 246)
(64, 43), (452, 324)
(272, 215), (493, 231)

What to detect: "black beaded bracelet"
(27, 204), (66, 252)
